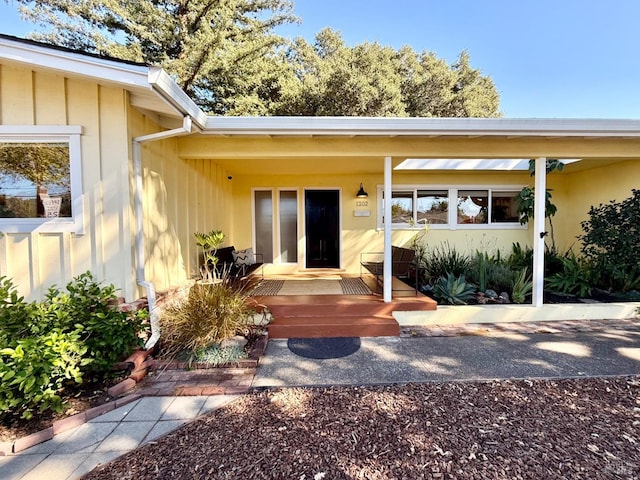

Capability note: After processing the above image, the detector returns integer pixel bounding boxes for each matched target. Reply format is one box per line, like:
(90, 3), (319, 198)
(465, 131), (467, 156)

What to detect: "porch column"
(383, 156), (393, 303)
(531, 157), (547, 307)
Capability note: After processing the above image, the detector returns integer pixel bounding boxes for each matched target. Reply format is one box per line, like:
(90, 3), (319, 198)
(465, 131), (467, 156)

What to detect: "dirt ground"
(84, 376), (640, 479)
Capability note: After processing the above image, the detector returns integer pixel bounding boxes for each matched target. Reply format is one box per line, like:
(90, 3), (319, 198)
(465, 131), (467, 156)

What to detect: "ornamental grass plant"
(158, 274), (259, 361)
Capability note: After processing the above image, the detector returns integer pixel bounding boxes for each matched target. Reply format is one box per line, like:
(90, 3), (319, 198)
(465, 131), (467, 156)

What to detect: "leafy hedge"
(0, 272), (147, 419)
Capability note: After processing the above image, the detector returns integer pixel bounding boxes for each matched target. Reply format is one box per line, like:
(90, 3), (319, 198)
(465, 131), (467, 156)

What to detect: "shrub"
(579, 189), (640, 292)
(423, 242), (470, 284)
(546, 251), (593, 298)
(0, 273), (146, 419)
(465, 250), (517, 294)
(433, 273), (476, 305)
(507, 242), (533, 275)
(159, 276), (255, 358)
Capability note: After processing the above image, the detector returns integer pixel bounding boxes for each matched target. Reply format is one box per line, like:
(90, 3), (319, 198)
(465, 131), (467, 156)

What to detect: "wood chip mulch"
(84, 376), (640, 479)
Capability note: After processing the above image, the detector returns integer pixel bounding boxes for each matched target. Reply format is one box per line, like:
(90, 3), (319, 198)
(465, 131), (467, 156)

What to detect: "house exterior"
(1, 34), (640, 312)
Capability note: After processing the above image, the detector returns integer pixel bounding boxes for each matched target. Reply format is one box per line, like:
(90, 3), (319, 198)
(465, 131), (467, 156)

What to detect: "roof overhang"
(203, 116), (640, 139)
(0, 34), (206, 130)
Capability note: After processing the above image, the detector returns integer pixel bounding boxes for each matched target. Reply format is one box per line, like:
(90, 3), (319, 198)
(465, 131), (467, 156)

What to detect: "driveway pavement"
(253, 326), (640, 388)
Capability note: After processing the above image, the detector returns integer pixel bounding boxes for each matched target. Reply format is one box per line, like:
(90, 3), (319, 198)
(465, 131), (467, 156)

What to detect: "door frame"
(302, 187), (342, 269)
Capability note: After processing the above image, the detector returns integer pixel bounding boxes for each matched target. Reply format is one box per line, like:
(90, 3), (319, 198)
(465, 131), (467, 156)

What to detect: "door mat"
(250, 279), (285, 296)
(339, 277), (373, 295)
(287, 337), (361, 359)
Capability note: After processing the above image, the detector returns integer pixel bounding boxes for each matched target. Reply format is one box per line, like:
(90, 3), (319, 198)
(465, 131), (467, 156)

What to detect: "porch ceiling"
(177, 133), (640, 176)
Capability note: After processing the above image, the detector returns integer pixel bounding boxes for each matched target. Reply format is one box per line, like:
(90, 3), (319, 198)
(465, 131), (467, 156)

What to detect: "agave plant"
(433, 273), (476, 305)
(511, 268), (533, 304)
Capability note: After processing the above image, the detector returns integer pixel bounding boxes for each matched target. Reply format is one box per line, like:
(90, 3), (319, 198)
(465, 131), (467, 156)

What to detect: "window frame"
(376, 184), (526, 230)
(0, 125), (84, 234)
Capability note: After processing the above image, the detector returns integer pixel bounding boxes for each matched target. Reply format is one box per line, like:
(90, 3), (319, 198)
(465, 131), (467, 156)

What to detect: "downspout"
(133, 116), (193, 350)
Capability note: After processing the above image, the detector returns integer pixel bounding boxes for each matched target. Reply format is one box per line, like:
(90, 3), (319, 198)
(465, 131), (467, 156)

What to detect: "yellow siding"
(131, 112), (234, 291)
(0, 64), (135, 300)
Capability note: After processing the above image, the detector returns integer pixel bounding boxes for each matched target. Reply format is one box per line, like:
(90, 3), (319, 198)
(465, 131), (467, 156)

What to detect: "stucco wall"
(552, 159), (640, 252)
(0, 64), (135, 300)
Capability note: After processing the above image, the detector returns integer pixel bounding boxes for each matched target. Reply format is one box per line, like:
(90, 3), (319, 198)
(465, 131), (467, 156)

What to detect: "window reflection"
(0, 143), (71, 218)
(457, 190), (488, 224)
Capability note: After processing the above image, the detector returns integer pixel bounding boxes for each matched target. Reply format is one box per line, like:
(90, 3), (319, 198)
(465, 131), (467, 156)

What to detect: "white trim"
(532, 157), (547, 307)
(0, 128), (85, 234)
(383, 157), (392, 303)
(204, 116), (640, 137)
(0, 36), (149, 88)
(376, 184), (527, 231)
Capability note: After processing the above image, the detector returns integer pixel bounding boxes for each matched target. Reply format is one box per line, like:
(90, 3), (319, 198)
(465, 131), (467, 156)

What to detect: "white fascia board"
(0, 36), (149, 89)
(147, 67), (207, 129)
(204, 116), (640, 137)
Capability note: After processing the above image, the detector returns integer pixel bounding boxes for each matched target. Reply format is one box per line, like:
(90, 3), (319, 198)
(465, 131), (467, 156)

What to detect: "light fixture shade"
(356, 183), (368, 198)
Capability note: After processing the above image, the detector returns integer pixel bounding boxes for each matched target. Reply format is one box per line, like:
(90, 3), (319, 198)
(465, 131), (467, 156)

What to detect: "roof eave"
(203, 116), (640, 138)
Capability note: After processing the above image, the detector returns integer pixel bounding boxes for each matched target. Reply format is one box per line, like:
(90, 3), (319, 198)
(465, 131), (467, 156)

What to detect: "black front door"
(305, 190), (340, 268)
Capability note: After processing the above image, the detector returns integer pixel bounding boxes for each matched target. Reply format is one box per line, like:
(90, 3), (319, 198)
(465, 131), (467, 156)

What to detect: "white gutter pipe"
(133, 116), (193, 349)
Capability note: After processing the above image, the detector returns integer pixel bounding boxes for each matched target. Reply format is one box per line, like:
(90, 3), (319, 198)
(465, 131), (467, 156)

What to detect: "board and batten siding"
(0, 63), (135, 300)
(131, 110), (234, 292)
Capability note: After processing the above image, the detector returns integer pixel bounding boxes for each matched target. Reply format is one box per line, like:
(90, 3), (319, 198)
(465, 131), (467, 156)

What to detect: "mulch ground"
(84, 376), (640, 480)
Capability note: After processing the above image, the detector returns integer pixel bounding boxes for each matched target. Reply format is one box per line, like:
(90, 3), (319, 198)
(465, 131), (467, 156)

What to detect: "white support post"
(383, 156), (393, 303)
(532, 157), (547, 307)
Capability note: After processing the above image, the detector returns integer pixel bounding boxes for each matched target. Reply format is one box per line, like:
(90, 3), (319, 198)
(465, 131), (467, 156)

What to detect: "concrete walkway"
(253, 324), (640, 387)
(0, 395), (238, 480)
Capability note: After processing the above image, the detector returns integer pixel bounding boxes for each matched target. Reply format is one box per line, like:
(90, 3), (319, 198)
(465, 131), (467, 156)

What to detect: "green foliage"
(0, 273), (146, 419)
(159, 277), (255, 358)
(11, 4), (501, 117)
(546, 252), (593, 298)
(189, 344), (248, 367)
(194, 230), (225, 282)
(465, 250), (516, 295)
(433, 273), (476, 305)
(579, 189), (640, 293)
(276, 29), (500, 117)
(55, 273), (147, 376)
(423, 242), (470, 283)
(511, 269), (533, 304)
(507, 242), (533, 275)
(517, 160), (564, 251)
(14, 0), (298, 114)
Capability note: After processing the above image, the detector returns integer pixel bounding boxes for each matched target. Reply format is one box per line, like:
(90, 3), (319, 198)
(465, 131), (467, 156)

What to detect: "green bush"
(159, 276), (255, 358)
(423, 242), (470, 284)
(465, 250), (516, 294)
(0, 273), (146, 419)
(579, 189), (640, 292)
(546, 251), (593, 298)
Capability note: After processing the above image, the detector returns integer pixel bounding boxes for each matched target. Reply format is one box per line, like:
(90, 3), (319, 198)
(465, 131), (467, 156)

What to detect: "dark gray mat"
(287, 337), (361, 359)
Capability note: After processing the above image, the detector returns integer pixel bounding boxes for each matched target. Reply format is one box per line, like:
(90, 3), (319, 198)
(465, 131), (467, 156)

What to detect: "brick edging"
(0, 332), (269, 456)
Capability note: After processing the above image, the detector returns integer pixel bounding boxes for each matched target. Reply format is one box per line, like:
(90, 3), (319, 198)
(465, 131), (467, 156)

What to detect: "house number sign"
(355, 200), (369, 207)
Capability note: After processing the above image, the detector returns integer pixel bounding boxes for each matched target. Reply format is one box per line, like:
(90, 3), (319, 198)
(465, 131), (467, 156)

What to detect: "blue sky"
(1, 0), (639, 118)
